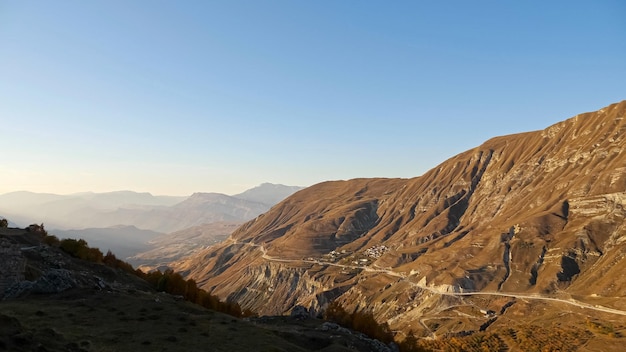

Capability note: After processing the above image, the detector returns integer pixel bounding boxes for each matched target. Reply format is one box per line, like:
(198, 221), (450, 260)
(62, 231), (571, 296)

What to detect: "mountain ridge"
(0, 183), (303, 232)
(175, 100), (626, 347)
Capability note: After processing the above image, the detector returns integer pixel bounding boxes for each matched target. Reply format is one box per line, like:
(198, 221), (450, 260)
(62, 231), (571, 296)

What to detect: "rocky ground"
(0, 227), (397, 352)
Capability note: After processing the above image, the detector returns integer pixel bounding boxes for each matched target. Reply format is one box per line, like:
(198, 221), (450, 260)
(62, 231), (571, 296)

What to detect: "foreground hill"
(0, 227), (397, 352)
(176, 101), (626, 349)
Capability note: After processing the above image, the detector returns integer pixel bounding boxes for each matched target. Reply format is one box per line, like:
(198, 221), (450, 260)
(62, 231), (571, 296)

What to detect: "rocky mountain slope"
(175, 101), (626, 349)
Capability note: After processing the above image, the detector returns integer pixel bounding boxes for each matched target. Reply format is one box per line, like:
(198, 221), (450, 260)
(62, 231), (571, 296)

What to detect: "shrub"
(41, 231), (253, 320)
(59, 238), (103, 263)
(42, 234), (60, 246)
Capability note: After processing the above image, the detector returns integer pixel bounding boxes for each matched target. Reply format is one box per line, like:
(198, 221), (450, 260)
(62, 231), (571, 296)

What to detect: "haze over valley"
(0, 183), (303, 267)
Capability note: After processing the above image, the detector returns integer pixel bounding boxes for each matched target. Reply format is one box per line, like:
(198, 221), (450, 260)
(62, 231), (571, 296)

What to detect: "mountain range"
(0, 184), (303, 267)
(174, 101), (626, 350)
(0, 183), (303, 233)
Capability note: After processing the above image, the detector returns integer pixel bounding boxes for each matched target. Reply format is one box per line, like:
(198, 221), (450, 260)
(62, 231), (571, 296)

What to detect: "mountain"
(0, 184), (302, 233)
(0, 191), (186, 230)
(0, 185), (303, 272)
(82, 192), (269, 233)
(234, 183), (305, 205)
(0, 227), (393, 352)
(124, 188), (301, 269)
(0, 191), (66, 212)
(175, 101), (626, 349)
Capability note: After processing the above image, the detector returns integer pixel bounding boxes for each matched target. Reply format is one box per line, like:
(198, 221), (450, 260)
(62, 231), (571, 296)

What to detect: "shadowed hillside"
(0, 226), (401, 352)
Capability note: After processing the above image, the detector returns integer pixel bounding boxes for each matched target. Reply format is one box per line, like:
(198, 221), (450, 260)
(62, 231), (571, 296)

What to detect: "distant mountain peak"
(233, 183), (304, 205)
(188, 192), (228, 198)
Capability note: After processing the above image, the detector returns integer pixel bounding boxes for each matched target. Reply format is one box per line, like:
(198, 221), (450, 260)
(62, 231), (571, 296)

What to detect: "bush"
(59, 238), (103, 263)
(41, 232), (253, 320)
(0, 218), (8, 228)
(42, 234), (60, 246)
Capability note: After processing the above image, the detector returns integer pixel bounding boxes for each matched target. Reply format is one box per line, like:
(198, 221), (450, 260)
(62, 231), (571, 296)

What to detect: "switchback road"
(230, 239), (626, 317)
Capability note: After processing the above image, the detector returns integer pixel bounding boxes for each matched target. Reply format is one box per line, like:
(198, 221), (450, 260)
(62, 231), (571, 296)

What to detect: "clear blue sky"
(1, 1), (624, 195)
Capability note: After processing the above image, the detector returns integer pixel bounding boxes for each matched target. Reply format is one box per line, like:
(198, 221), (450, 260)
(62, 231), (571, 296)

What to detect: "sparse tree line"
(37, 226), (253, 318)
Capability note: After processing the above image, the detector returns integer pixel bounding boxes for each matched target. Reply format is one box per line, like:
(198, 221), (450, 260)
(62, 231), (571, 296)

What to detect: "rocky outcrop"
(319, 322), (399, 352)
(0, 230), (146, 301)
(0, 238), (25, 293)
(4, 269), (77, 298)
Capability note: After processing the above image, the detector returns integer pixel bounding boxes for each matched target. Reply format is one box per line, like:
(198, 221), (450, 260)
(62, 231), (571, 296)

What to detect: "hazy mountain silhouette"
(0, 191), (185, 230)
(0, 227), (386, 352)
(234, 183), (304, 205)
(0, 184), (301, 233)
(0, 184), (302, 264)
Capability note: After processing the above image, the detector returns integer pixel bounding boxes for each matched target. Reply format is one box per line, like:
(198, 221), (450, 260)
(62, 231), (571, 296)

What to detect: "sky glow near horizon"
(1, 1), (625, 196)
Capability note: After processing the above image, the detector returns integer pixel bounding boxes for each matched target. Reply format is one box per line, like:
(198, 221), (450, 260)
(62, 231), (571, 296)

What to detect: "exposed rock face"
(175, 101), (626, 337)
(4, 269), (77, 298)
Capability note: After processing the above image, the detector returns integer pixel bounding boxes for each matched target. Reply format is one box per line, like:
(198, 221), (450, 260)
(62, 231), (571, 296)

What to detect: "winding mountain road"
(232, 239), (626, 317)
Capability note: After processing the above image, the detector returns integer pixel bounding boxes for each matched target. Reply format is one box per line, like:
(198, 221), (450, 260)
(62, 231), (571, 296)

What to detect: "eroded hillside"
(175, 101), (626, 349)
